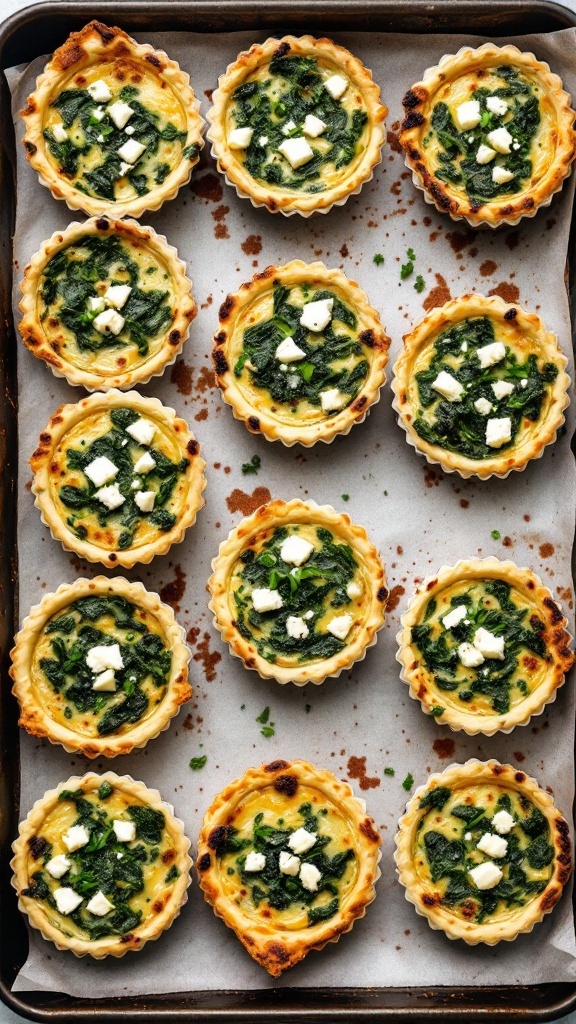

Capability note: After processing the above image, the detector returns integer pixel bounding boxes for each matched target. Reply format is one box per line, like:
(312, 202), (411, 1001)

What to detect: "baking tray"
(1, 1), (576, 1020)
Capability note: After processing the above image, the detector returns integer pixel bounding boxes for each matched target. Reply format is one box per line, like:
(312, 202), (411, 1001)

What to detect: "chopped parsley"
(402, 773), (414, 791)
(341, 493), (350, 502)
(384, 767), (395, 777)
(373, 253), (385, 266)
(414, 275), (426, 293)
(242, 454), (261, 475)
(491, 529), (501, 540)
(189, 755), (208, 770)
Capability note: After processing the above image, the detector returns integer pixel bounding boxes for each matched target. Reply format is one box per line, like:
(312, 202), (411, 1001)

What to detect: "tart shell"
(197, 758), (381, 976)
(19, 217), (196, 392)
(10, 576), (192, 758)
(213, 260), (390, 446)
(394, 759), (572, 944)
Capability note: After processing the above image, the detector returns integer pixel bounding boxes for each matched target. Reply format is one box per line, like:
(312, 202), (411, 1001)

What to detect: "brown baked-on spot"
(488, 281), (520, 303)
(402, 89), (423, 110)
(423, 273), (452, 311)
(377, 585), (389, 603)
(274, 774), (298, 797)
(213, 349), (229, 376)
(461, 900), (476, 919)
(555, 817), (572, 875)
(514, 771), (525, 783)
(169, 329), (181, 345)
(208, 825), (235, 852)
(504, 307), (518, 320)
(109, 553), (117, 563)
(219, 295), (235, 321)
(96, 217), (110, 231)
(28, 836), (49, 859)
(162, 849), (175, 864)
(421, 892), (440, 907)
(265, 759), (290, 772)
(491, 764), (505, 776)
(145, 53), (163, 69)
(187, 438), (199, 456)
(58, 43), (86, 70)
(352, 395), (368, 412)
(92, 21), (117, 43)
(402, 111), (425, 130)
(359, 817), (380, 843)
(347, 755), (380, 791)
(197, 852), (211, 871)
(120, 933), (135, 944)
(267, 942), (290, 964)
(159, 564), (187, 613)
(24, 141), (37, 155)
(248, 416), (260, 432)
(543, 596), (563, 624)
(540, 887), (561, 911)
(359, 328), (376, 348)
(273, 41), (291, 59)
(214, 331), (226, 345)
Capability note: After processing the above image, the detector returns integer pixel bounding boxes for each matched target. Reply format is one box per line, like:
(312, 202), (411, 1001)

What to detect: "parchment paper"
(7, 25), (576, 997)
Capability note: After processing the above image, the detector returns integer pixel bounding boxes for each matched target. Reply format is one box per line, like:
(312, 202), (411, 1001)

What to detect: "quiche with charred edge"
(12, 772), (191, 957)
(19, 217), (196, 391)
(11, 577), (191, 758)
(30, 389), (206, 568)
(207, 35), (387, 215)
(20, 20), (204, 218)
(397, 558), (574, 735)
(197, 759), (381, 975)
(392, 294), (569, 479)
(395, 760), (572, 943)
(400, 43), (576, 227)
(213, 261), (389, 445)
(208, 498), (387, 685)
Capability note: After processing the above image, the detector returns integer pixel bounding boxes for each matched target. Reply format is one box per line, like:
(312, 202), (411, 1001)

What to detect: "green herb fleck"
(384, 767), (395, 777)
(341, 493), (350, 502)
(414, 275), (426, 293)
(189, 755), (208, 771)
(242, 454), (261, 475)
(373, 253), (385, 266)
(491, 529), (501, 540)
(429, 705), (445, 717)
(402, 773), (414, 791)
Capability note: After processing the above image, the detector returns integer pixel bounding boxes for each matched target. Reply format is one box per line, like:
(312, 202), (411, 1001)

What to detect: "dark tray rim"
(1, 1), (576, 1021)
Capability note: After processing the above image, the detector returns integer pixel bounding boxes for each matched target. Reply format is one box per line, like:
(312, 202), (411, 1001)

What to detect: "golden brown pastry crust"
(208, 498), (387, 685)
(207, 35), (387, 215)
(197, 758), (381, 975)
(213, 260), (390, 445)
(392, 293), (570, 479)
(11, 771), (192, 957)
(10, 576), (192, 757)
(394, 759), (572, 944)
(20, 20), (204, 218)
(397, 557), (574, 735)
(400, 43), (576, 228)
(30, 389), (206, 568)
(19, 217), (196, 391)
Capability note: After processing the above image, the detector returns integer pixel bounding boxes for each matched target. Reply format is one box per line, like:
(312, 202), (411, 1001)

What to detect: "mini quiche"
(207, 35), (387, 215)
(30, 390), (206, 568)
(10, 576), (191, 758)
(397, 558), (574, 736)
(392, 293), (569, 479)
(197, 758), (381, 975)
(208, 498), (387, 685)
(395, 759), (572, 944)
(400, 43), (576, 227)
(12, 772), (191, 957)
(19, 216), (196, 391)
(213, 261), (389, 445)
(20, 20), (204, 218)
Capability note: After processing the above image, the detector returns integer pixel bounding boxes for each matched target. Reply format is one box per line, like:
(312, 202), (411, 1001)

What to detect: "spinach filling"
(23, 787), (177, 940)
(231, 56), (368, 192)
(59, 407), (187, 549)
(419, 788), (554, 924)
(429, 65), (540, 204)
(39, 595), (171, 734)
(235, 284), (368, 412)
(40, 234), (172, 357)
(215, 802), (354, 925)
(44, 84), (195, 201)
(234, 525), (359, 665)
(412, 316), (557, 459)
(411, 580), (547, 714)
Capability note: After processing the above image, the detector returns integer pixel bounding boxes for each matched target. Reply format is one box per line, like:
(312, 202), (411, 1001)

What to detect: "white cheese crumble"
(258, 135), (268, 146)
(442, 604), (467, 629)
(485, 416), (512, 448)
(278, 136), (314, 169)
(324, 74), (348, 100)
(279, 850), (301, 875)
(281, 119), (297, 135)
(107, 100), (134, 129)
(87, 79), (112, 103)
(347, 580), (362, 599)
(84, 455), (119, 487)
(244, 851), (266, 872)
(303, 113), (327, 137)
(45, 854), (72, 879)
(52, 123), (68, 143)
(486, 95), (509, 116)
(492, 165), (514, 185)
(275, 336), (306, 363)
(93, 308), (125, 336)
(458, 642), (485, 668)
(134, 490), (155, 513)
(126, 417), (156, 446)
(87, 891), (115, 916)
(320, 388), (346, 412)
(464, 832), (473, 841)
(431, 370), (464, 403)
(125, 125), (135, 135)
(286, 615), (309, 640)
(468, 861), (503, 890)
(477, 341), (506, 369)
(300, 297), (333, 332)
(133, 451), (156, 475)
(113, 819), (136, 843)
(117, 139), (146, 164)
(88, 295), (106, 313)
(53, 887), (84, 915)
(492, 810), (515, 835)
(304, 610), (314, 620)
(299, 862), (321, 892)
(326, 613), (353, 641)
(454, 99), (481, 130)
(477, 832), (508, 859)
(491, 380), (515, 400)
(474, 397), (493, 416)
(228, 126), (254, 149)
(62, 824), (90, 852)
(280, 535), (315, 566)
(520, 378), (528, 388)
(473, 626), (505, 660)
(251, 587), (283, 613)
(487, 126), (513, 153)
(104, 283), (132, 309)
(476, 143), (496, 164)
(86, 643), (124, 673)
(92, 106), (105, 121)
(94, 483), (125, 510)
(92, 668), (117, 692)
(288, 827), (317, 855)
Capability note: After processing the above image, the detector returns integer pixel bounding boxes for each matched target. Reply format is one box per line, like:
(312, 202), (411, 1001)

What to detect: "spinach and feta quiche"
(10, 577), (191, 758)
(397, 558), (574, 736)
(20, 21), (204, 219)
(30, 390), (206, 568)
(12, 772), (191, 957)
(197, 758), (380, 975)
(209, 498), (387, 685)
(207, 34), (387, 215)
(213, 261), (389, 445)
(392, 294), (569, 479)
(400, 43), (576, 227)
(19, 217), (196, 391)
(394, 760), (572, 944)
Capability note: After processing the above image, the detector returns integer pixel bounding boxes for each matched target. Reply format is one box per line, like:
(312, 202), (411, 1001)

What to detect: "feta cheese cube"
(279, 850), (300, 875)
(326, 613), (353, 641)
(134, 451), (156, 475)
(88, 295), (106, 313)
(492, 165), (514, 185)
(280, 535), (315, 566)
(491, 380), (515, 400)
(474, 397), (493, 416)
(87, 891), (114, 916)
(117, 139), (146, 164)
(300, 297), (333, 332)
(86, 642), (124, 673)
(477, 341), (506, 368)
(94, 483), (125, 510)
(281, 119), (297, 135)
(87, 79), (112, 103)
(275, 336), (306, 363)
(454, 99), (481, 130)
(299, 861), (322, 892)
(320, 388), (346, 412)
(473, 627), (505, 660)
(486, 96), (508, 116)
(325, 74), (348, 100)
(52, 123), (68, 143)
(476, 144), (496, 165)
(347, 580), (363, 599)
(228, 126), (254, 149)
(431, 370), (464, 403)
(92, 669), (117, 692)
(126, 417), (156, 446)
(485, 416), (512, 449)
(461, 341), (468, 352)
(458, 642), (485, 668)
(53, 887), (84, 915)
(468, 861), (503, 890)
(62, 824), (90, 852)
(104, 283), (132, 309)
(278, 136), (314, 169)
(244, 851), (266, 872)
(46, 854), (72, 879)
(118, 161), (133, 177)
(251, 587), (283, 613)
(289, 827), (317, 855)
(303, 114), (327, 137)
(286, 615), (309, 640)
(107, 100), (134, 129)
(134, 489), (155, 513)
(487, 127), (513, 153)
(84, 455), (119, 487)
(477, 832), (508, 859)
(492, 810), (515, 835)
(93, 308), (125, 336)
(442, 604), (468, 629)
(113, 819), (136, 843)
